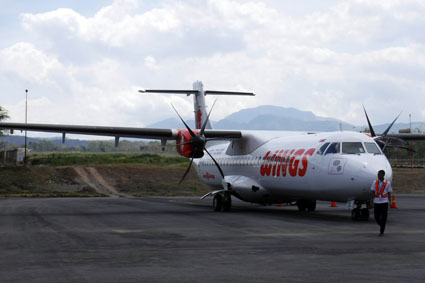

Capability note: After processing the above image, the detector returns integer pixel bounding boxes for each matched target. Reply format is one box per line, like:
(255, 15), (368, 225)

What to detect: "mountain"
(147, 118), (197, 129)
(148, 105), (425, 133)
(222, 105), (317, 122)
(149, 105), (355, 132)
(214, 105), (354, 131)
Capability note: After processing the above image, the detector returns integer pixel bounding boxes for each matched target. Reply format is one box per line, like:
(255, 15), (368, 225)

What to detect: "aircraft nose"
(360, 157), (393, 183)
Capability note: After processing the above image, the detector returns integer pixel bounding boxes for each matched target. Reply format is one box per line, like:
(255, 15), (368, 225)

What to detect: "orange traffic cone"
(390, 195), (397, 209)
(330, 202), (337, 207)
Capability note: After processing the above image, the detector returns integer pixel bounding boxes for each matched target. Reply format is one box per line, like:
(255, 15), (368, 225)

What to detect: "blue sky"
(1, 0), (425, 137)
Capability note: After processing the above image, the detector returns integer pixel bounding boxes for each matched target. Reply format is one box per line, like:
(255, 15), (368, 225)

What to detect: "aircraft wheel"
(307, 200), (316, 212)
(351, 208), (361, 220)
(213, 194), (223, 212)
(222, 194), (232, 212)
(297, 200), (307, 212)
(360, 208), (369, 221)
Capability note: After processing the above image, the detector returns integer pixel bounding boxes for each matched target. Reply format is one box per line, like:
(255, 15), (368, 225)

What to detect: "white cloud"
(1, 0), (425, 135)
(21, 0), (181, 48)
(0, 42), (63, 85)
(144, 56), (160, 72)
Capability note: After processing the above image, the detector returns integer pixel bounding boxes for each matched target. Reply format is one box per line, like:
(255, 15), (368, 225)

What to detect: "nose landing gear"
(297, 199), (317, 212)
(351, 200), (370, 221)
(213, 193), (232, 212)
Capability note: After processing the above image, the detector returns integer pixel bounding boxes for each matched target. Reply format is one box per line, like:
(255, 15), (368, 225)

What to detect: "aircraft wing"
(0, 122), (242, 141)
(386, 133), (425, 141)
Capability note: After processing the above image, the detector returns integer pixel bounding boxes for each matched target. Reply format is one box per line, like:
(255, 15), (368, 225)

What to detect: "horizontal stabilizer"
(139, 89), (255, 96)
(205, 90), (255, 96)
(139, 89), (198, 94)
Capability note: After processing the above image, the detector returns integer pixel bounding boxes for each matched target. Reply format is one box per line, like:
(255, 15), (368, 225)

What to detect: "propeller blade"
(362, 105), (376, 137)
(179, 158), (194, 184)
(171, 104), (196, 137)
(374, 139), (386, 152)
(382, 112), (402, 136)
(200, 99), (217, 136)
(204, 148), (225, 179)
(382, 141), (388, 153)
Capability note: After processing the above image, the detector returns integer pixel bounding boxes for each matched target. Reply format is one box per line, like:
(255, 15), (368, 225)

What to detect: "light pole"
(24, 89), (28, 164)
(409, 114), (413, 169)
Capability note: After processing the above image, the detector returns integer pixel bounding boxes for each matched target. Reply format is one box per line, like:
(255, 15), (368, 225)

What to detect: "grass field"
(0, 153), (209, 197)
(30, 152), (187, 166)
(392, 168), (425, 194)
(1, 153), (424, 197)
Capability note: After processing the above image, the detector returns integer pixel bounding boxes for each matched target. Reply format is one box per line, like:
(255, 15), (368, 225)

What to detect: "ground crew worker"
(370, 170), (392, 236)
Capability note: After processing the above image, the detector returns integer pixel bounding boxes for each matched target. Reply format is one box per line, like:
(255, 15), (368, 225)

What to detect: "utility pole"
(409, 114), (413, 169)
(24, 89), (28, 165)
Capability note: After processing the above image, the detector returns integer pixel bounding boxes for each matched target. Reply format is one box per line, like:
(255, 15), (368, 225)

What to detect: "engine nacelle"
(176, 129), (204, 158)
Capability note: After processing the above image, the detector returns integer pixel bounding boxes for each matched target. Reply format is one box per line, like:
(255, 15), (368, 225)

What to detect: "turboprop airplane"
(1, 81), (424, 220)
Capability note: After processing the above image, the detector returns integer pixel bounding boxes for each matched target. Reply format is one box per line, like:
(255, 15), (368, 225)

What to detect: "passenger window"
(364, 142), (382, 154)
(317, 142), (330, 155)
(342, 142), (365, 154)
(325, 142), (340, 155)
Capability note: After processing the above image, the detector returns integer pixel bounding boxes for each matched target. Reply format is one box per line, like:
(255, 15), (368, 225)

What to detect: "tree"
(0, 105), (9, 136)
(28, 140), (58, 152)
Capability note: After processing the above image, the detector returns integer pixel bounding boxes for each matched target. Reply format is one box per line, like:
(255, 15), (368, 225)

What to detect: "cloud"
(144, 56), (160, 72)
(21, 0), (181, 48)
(0, 42), (63, 85)
(0, 0), (424, 136)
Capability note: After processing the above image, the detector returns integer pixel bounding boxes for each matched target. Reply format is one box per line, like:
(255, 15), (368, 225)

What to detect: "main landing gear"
(213, 193), (232, 212)
(351, 200), (370, 221)
(297, 199), (316, 212)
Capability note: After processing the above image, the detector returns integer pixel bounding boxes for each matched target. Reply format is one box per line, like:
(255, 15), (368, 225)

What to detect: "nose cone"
(360, 155), (392, 184)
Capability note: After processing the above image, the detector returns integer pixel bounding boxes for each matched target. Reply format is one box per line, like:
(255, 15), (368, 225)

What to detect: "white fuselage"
(194, 131), (392, 204)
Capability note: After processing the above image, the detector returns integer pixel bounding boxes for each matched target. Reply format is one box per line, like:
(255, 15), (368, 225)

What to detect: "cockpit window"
(364, 142), (382, 154)
(342, 142), (365, 154)
(316, 142), (330, 155)
(325, 142), (340, 155)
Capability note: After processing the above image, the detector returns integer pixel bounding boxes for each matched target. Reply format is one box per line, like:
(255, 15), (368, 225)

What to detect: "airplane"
(1, 81), (424, 220)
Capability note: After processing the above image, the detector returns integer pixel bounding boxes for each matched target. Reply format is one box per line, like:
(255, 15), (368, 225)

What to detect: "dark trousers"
(374, 203), (388, 234)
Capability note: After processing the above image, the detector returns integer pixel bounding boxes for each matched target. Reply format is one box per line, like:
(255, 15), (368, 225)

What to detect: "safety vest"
(375, 180), (388, 198)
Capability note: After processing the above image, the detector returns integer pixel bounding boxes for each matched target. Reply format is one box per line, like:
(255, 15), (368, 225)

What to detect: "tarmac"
(0, 195), (425, 283)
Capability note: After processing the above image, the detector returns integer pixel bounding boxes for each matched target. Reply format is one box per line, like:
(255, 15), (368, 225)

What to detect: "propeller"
(362, 105), (376, 137)
(172, 100), (225, 184)
(363, 106), (409, 153)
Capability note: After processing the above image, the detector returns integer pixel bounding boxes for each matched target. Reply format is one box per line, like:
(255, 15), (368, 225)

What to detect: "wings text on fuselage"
(260, 148), (316, 178)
